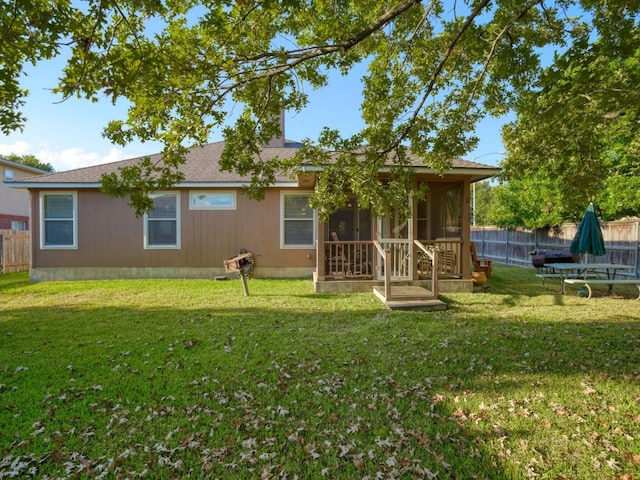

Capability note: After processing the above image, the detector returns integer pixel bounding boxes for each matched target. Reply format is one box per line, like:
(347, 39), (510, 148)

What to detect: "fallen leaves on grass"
(1, 347), (457, 479)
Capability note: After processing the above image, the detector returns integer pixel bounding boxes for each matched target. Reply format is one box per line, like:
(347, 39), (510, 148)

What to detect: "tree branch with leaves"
(2, 0), (637, 220)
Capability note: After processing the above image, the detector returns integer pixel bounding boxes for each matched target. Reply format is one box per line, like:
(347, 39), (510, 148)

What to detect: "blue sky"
(0, 54), (508, 172)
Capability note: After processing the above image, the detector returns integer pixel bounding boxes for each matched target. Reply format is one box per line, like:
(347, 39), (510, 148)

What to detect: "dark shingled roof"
(12, 141), (500, 186)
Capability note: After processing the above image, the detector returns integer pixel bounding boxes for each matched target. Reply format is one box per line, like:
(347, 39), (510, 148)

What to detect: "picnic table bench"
(563, 278), (640, 300)
(543, 262), (635, 295)
(536, 272), (600, 286)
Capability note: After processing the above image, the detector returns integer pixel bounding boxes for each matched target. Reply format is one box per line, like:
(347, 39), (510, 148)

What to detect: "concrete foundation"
(29, 266), (315, 282)
(313, 272), (473, 294)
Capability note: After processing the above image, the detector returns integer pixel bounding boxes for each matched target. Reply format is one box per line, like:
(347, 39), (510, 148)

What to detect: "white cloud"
(0, 141), (127, 172)
(38, 145), (127, 172)
(103, 147), (127, 164)
(0, 140), (31, 156)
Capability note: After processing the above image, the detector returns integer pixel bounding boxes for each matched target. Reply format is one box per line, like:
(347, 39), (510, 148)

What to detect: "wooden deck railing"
(416, 239), (463, 278)
(323, 238), (463, 281)
(377, 240), (411, 278)
(373, 241), (391, 300)
(324, 241), (374, 278)
(415, 240), (439, 297)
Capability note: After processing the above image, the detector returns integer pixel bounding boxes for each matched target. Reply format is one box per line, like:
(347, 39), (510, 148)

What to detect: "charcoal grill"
(530, 249), (576, 268)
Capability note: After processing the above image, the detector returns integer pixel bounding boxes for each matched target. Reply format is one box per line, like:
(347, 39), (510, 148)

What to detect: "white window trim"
(144, 192), (181, 249)
(188, 190), (237, 210)
(280, 191), (316, 249)
(39, 191), (78, 250)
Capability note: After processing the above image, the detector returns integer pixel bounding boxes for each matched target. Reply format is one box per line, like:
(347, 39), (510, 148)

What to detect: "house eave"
(8, 181), (301, 189)
(297, 165), (501, 181)
(453, 168), (501, 182)
(7, 182), (103, 189)
(179, 182), (300, 188)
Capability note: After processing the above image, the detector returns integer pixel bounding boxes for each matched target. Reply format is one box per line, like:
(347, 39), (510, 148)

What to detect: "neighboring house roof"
(9, 141), (500, 188)
(1, 157), (50, 176)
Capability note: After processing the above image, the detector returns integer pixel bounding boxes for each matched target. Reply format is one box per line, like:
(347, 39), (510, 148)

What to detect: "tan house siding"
(30, 187), (316, 280)
(181, 188), (315, 271)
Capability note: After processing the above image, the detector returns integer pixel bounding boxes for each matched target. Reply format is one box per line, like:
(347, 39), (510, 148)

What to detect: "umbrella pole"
(583, 253), (589, 279)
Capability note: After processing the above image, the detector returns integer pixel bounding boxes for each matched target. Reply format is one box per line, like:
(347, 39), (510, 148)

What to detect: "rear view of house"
(10, 136), (499, 293)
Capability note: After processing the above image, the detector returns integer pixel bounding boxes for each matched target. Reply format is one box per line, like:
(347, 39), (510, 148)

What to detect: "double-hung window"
(281, 192), (315, 248)
(144, 192), (181, 248)
(40, 192), (77, 249)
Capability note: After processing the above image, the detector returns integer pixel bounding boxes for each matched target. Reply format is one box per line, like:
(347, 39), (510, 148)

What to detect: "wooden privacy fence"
(471, 219), (640, 279)
(0, 229), (30, 274)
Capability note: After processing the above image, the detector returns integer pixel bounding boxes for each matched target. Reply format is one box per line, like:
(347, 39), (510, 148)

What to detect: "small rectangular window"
(4, 168), (14, 182)
(281, 192), (315, 248)
(144, 192), (181, 248)
(40, 192), (77, 249)
(189, 191), (236, 210)
(11, 220), (26, 231)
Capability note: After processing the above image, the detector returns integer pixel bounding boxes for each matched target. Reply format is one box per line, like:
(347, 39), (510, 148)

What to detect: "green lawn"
(1, 265), (638, 479)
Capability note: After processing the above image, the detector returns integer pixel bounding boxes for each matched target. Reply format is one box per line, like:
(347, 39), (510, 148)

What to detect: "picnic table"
(544, 262), (636, 296)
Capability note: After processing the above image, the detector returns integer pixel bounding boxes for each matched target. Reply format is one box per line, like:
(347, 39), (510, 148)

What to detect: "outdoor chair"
(470, 242), (492, 278)
(326, 232), (351, 276)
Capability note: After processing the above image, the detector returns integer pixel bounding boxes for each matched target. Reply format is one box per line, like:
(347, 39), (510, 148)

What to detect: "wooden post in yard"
(240, 273), (249, 297)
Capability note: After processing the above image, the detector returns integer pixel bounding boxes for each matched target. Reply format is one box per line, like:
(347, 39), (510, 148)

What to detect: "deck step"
(373, 285), (447, 311)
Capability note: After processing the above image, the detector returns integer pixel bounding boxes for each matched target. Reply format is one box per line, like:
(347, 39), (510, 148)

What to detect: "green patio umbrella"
(570, 202), (606, 262)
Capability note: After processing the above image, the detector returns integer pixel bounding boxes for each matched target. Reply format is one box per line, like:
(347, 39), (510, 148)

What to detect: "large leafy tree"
(0, 0), (77, 134)
(499, 4), (640, 226)
(470, 180), (495, 227)
(2, 1), (638, 218)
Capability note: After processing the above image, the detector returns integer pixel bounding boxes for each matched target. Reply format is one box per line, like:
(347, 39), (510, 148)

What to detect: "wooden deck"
(372, 285), (447, 311)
